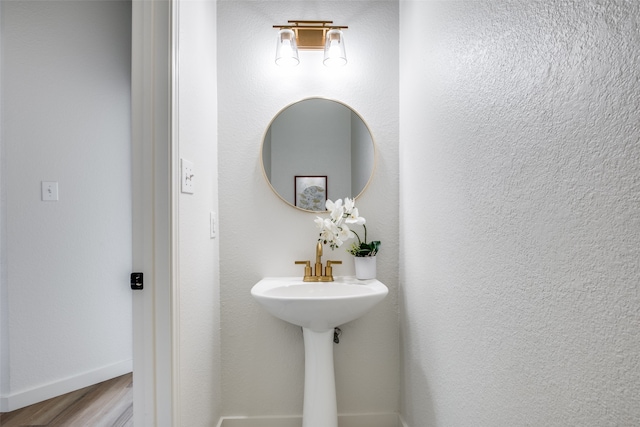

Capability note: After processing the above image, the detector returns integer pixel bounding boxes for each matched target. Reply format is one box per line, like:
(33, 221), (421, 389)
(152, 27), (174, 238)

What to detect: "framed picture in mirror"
(295, 176), (327, 211)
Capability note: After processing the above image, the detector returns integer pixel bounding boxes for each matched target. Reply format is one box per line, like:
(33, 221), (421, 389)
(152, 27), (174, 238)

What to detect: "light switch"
(41, 181), (59, 201)
(181, 159), (194, 194)
(210, 211), (217, 238)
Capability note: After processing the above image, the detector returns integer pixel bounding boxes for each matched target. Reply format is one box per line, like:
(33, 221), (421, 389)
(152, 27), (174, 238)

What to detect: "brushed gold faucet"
(296, 242), (342, 282)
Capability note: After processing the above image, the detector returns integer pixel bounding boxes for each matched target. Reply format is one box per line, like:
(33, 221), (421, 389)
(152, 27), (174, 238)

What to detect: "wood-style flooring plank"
(0, 373), (132, 427)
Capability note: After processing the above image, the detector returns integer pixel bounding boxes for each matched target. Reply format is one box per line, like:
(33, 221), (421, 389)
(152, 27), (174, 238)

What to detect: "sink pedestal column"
(302, 328), (337, 427)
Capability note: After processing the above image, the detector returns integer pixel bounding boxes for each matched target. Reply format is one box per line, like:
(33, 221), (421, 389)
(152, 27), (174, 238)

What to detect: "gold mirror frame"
(261, 97), (377, 213)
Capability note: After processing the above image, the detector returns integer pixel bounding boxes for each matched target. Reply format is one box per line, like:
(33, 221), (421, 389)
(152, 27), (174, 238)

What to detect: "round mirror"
(261, 98), (375, 212)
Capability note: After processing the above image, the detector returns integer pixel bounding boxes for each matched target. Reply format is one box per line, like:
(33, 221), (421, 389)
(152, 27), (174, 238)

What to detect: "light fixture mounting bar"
(273, 20), (348, 50)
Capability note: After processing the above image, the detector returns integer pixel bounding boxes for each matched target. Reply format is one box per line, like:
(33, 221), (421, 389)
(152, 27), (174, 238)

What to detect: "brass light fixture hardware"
(273, 20), (347, 50)
(274, 20), (348, 67)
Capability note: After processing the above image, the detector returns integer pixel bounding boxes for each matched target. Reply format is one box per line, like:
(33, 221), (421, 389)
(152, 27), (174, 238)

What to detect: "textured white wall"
(218, 1), (399, 418)
(177, 1), (221, 424)
(400, 1), (640, 426)
(1, 0), (132, 410)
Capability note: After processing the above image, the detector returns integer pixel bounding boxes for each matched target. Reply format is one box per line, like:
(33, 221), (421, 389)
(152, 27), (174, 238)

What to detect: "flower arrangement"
(314, 198), (381, 257)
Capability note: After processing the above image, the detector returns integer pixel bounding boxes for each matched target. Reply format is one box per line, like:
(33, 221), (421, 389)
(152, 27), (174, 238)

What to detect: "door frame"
(131, 0), (179, 425)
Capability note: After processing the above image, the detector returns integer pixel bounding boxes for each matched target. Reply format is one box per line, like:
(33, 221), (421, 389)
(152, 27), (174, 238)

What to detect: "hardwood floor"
(0, 373), (132, 427)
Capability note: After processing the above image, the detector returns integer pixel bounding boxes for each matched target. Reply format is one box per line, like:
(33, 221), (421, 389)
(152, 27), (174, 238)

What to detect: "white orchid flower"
(324, 199), (344, 226)
(314, 217), (333, 243)
(325, 220), (344, 248)
(344, 197), (355, 213)
(337, 223), (352, 242)
(330, 205), (345, 224)
(315, 197), (375, 252)
(345, 207), (366, 225)
(324, 218), (338, 232)
(325, 198), (342, 212)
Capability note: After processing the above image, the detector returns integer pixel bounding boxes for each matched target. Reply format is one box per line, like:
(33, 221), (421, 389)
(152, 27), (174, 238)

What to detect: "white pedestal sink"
(251, 276), (388, 427)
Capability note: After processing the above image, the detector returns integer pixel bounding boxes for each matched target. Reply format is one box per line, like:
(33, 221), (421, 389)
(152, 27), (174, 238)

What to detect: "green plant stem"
(351, 224), (368, 245)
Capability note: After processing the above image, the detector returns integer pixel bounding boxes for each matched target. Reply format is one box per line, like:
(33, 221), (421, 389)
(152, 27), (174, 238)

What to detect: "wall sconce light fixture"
(274, 20), (348, 67)
(275, 28), (300, 67)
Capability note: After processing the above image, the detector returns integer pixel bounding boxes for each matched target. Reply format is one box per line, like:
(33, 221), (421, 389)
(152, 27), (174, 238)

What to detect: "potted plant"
(315, 197), (381, 279)
(347, 224), (381, 257)
(346, 223), (380, 280)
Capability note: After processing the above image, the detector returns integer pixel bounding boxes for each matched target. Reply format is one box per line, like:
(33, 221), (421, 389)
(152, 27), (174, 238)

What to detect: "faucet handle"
(324, 260), (342, 280)
(295, 260), (312, 279)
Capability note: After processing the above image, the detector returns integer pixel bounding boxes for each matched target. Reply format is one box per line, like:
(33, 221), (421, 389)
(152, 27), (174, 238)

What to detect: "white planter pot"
(354, 256), (376, 280)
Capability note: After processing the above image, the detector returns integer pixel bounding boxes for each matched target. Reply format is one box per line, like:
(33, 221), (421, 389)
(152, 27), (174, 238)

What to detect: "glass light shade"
(323, 29), (347, 67)
(275, 29), (299, 67)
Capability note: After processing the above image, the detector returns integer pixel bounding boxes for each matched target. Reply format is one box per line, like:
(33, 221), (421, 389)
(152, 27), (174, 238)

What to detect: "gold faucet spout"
(295, 242), (340, 282)
(315, 241), (323, 264)
(315, 241), (323, 276)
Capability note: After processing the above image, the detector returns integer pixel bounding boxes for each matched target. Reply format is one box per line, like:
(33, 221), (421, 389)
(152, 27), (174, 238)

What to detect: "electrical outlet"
(181, 159), (194, 194)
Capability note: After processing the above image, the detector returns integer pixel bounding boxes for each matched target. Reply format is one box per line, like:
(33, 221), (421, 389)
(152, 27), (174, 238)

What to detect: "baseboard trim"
(218, 412), (400, 427)
(0, 359), (132, 412)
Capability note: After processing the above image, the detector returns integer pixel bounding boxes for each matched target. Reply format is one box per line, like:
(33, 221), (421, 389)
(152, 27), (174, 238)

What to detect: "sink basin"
(251, 276), (388, 331)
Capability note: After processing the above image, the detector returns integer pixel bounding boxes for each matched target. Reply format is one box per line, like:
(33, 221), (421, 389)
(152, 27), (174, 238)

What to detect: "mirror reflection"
(262, 98), (375, 212)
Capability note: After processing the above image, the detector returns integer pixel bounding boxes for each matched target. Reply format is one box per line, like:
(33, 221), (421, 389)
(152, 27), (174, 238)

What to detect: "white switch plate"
(41, 181), (59, 201)
(181, 159), (194, 194)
